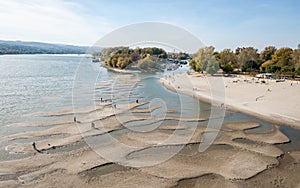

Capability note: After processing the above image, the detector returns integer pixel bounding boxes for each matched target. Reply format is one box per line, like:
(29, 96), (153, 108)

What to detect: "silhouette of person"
(32, 142), (41, 153)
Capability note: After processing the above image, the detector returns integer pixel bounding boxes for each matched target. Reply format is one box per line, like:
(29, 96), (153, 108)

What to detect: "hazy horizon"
(0, 0), (299, 51)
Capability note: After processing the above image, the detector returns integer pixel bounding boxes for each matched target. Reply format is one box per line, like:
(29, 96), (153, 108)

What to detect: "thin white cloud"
(0, 0), (112, 45)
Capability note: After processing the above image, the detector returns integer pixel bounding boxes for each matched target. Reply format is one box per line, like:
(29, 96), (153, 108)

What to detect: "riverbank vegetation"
(95, 44), (300, 78)
(95, 47), (168, 70)
(190, 45), (300, 77)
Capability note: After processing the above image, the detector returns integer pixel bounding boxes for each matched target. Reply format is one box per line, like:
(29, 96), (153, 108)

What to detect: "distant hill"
(0, 40), (91, 55)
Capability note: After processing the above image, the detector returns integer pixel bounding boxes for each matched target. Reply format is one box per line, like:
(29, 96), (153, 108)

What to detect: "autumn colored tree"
(260, 60), (274, 72)
(103, 47), (167, 69)
(189, 46), (219, 75)
(272, 48), (293, 67)
(260, 46), (277, 62)
(272, 48), (293, 74)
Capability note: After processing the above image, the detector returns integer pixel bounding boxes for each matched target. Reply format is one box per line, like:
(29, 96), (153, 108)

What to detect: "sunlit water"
(0, 55), (84, 124)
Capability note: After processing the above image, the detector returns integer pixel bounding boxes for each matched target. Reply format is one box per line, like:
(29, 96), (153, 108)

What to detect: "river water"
(0, 54), (299, 160)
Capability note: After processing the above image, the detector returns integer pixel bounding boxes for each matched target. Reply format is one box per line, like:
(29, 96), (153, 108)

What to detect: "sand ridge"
(0, 73), (299, 187)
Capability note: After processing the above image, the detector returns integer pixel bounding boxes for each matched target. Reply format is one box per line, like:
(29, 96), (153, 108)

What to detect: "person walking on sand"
(74, 117), (81, 123)
(91, 122), (95, 129)
(136, 99), (139, 103)
(32, 142), (41, 153)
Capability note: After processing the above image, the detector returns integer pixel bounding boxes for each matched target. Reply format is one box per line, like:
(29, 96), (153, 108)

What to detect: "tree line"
(96, 47), (167, 69)
(0, 41), (87, 55)
(190, 45), (300, 77)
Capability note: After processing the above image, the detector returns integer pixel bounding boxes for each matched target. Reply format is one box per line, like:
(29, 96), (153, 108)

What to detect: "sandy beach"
(160, 73), (300, 129)
(1, 0), (300, 186)
(1, 73), (300, 188)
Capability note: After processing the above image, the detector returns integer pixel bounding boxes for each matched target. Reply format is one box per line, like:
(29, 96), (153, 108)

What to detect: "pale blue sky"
(0, 0), (299, 50)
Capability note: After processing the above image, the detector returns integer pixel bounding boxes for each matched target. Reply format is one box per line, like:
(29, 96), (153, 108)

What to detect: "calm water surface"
(0, 54), (299, 160)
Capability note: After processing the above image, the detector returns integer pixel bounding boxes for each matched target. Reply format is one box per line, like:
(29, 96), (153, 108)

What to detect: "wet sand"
(1, 74), (300, 187)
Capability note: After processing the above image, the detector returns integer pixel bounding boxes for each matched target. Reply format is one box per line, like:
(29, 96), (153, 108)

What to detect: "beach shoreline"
(159, 73), (300, 129)
(1, 72), (300, 187)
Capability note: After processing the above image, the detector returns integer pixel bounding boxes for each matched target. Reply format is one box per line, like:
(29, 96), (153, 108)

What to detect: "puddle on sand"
(277, 126), (300, 152)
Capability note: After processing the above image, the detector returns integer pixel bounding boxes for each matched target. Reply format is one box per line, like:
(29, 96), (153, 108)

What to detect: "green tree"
(217, 49), (237, 70)
(297, 67), (300, 76)
(292, 49), (300, 73)
(242, 60), (259, 72)
(237, 47), (259, 72)
(190, 46), (217, 73)
(272, 48), (293, 74)
(102, 46), (167, 69)
(260, 46), (276, 62)
(223, 62), (234, 74)
(189, 59), (199, 72)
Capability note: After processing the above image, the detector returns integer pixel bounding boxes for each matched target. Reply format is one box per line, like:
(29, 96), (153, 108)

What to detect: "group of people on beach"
(100, 98), (113, 103)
